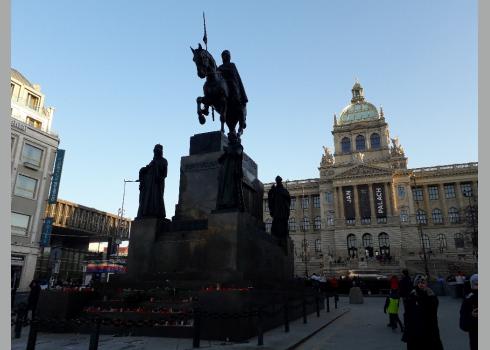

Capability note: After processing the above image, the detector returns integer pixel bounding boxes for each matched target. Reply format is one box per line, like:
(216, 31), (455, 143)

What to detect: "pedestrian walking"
(460, 274), (478, 350)
(27, 279), (42, 319)
(402, 274), (444, 350)
(384, 288), (404, 332)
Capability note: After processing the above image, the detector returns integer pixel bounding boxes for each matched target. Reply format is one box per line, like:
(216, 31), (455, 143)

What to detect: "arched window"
(362, 233), (373, 247)
(432, 208), (443, 224)
(288, 217), (296, 232)
(314, 216), (321, 230)
(341, 137), (351, 153)
(378, 232), (390, 257)
(420, 233), (431, 249)
(448, 207), (460, 224)
(379, 232), (390, 247)
(416, 209), (427, 225)
(300, 217), (310, 231)
(356, 135), (366, 151)
(437, 233), (447, 253)
(347, 234), (358, 258)
(265, 218), (272, 233)
(454, 233), (465, 248)
(362, 233), (373, 257)
(370, 133), (381, 149)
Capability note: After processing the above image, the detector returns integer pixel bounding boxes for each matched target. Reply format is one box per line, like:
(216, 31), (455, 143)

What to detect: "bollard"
(284, 302), (289, 333)
(88, 318), (101, 350)
(257, 308), (264, 346)
(335, 294), (339, 309)
(26, 320), (38, 350)
(326, 295), (330, 312)
(192, 308), (201, 348)
(315, 295), (320, 317)
(302, 298), (307, 324)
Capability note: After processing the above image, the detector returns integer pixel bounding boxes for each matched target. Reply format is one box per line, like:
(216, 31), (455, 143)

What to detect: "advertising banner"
(40, 217), (54, 247)
(342, 186), (355, 220)
(48, 149), (65, 204)
(373, 183), (387, 218)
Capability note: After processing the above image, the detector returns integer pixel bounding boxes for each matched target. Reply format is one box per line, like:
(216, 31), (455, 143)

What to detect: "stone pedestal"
(174, 131), (262, 222)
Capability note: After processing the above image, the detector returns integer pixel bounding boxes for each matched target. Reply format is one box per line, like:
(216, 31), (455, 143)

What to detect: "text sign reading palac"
(373, 183), (386, 218)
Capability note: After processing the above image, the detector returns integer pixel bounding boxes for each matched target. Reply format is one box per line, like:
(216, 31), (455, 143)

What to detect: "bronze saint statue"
(137, 144), (168, 219)
(268, 176), (291, 253)
(216, 132), (245, 211)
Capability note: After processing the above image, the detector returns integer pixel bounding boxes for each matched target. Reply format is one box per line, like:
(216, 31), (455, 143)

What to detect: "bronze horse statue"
(191, 44), (247, 138)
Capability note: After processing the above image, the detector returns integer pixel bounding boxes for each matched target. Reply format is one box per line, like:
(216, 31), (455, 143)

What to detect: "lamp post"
(463, 188), (478, 264)
(301, 186), (310, 278)
(110, 179), (138, 259)
(411, 174), (430, 279)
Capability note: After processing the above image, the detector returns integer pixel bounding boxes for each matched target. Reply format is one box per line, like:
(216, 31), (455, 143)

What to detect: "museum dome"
(338, 80), (380, 125)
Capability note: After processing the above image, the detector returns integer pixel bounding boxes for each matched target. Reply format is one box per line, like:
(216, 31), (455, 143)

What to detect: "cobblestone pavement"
(11, 296), (470, 350)
(294, 296), (469, 350)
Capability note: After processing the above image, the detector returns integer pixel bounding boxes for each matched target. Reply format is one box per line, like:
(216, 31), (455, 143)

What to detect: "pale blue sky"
(11, 0), (477, 219)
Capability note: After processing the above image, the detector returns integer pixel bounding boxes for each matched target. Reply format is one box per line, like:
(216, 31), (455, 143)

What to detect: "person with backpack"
(384, 288), (404, 332)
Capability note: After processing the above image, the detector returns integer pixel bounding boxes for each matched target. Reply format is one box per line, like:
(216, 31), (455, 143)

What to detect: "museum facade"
(263, 81), (477, 278)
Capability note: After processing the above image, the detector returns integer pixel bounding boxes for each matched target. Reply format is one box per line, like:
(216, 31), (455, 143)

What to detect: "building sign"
(342, 186), (355, 220)
(11, 118), (27, 132)
(48, 149), (65, 204)
(40, 217), (54, 247)
(358, 185), (371, 218)
(373, 183), (387, 218)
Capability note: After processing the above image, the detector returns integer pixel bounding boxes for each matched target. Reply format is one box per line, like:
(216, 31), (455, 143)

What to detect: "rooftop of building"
(338, 80), (380, 125)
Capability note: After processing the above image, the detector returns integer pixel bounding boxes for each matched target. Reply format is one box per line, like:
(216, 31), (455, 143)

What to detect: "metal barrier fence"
(12, 293), (339, 349)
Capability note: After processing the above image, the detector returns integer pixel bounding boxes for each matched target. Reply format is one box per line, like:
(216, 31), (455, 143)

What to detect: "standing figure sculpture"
(268, 176), (291, 254)
(216, 132), (245, 211)
(191, 44), (248, 139)
(137, 144), (168, 219)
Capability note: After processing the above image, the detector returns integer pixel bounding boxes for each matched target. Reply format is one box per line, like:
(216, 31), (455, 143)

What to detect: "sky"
(11, 0), (477, 220)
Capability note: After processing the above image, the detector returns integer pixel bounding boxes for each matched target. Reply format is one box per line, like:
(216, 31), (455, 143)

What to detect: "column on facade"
(337, 187), (345, 219)
(438, 183), (448, 223)
(455, 182), (466, 211)
(422, 185), (431, 223)
(368, 183), (376, 219)
(384, 182), (392, 218)
(353, 185), (360, 221)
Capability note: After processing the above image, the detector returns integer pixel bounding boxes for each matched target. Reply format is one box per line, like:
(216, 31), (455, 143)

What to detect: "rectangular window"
(444, 184), (456, 199)
(428, 186), (439, 200)
(327, 216), (334, 226)
(400, 209), (409, 223)
(11, 83), (15, 97)
(290, 197), (296, 211)
(26, 117), (42, 129)
(461, 183), (473, 197)
(301, 196), (309, 209)
(264, 200), (269, 212)
(14, 174), (38, 199)
(325, 191), (333, 204)
(22, 143), (43, 168)
(412, 187), (423, 202)
(313, 195), (320, 208)
(315, 239), (322, 252)
(26, 93), (40, 110)
(11, 212), (30, 236)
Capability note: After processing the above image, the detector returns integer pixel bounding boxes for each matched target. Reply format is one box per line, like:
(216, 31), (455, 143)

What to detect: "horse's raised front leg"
(196, 97), (209, 125)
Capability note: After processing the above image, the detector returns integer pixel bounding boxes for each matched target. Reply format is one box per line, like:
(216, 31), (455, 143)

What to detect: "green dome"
(339, 101), (379, 125)
(338, 80), (380, 125)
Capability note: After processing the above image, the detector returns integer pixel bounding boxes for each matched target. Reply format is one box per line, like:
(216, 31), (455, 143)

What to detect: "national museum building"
(263, 81), (477, 278)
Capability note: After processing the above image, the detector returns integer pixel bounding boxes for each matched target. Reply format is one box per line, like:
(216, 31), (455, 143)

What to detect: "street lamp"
(109, 179), (138, 259)
(463, 188), (478, 262)
(411, 174), (430, 279)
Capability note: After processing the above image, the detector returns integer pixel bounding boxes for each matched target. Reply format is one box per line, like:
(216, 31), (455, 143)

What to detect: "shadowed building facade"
(11, 68), (60, 291)
(264, 81), (477, 277)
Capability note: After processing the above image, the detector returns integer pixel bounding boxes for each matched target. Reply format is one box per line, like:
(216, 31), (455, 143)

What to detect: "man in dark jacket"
(460, 274), (478, 350)
(27, 280), (42, 319)
(402, 275), (444, 350)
